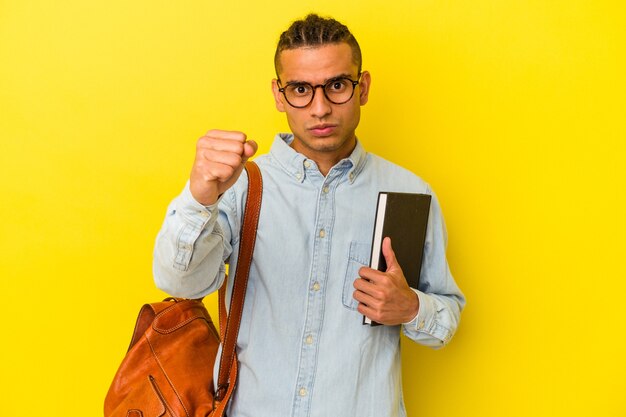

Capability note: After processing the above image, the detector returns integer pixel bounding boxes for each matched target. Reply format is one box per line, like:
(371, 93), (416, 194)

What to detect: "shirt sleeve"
(152, 181), (228, 299)
(401, 187), (466, 348)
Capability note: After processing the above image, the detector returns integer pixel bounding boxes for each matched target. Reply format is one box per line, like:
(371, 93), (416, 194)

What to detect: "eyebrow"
(283, 73), (354, 86)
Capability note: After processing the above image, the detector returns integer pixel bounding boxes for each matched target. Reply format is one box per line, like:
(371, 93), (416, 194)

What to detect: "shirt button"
(304, 160), (311, 168)
(199, 210), (209, 217)
(299, 387), (307, 397)
(418, 321), (425, 330)
(322, 186), (330, 194)
(305, 335), (313, 345)
(312, 282), (321, 291)
(319, 229), (326, 238)
(295, 172), (302, 180)
(349, 172), (355, 181)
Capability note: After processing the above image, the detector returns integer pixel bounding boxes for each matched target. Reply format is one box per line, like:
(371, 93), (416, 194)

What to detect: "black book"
(363, 192), (432, 326)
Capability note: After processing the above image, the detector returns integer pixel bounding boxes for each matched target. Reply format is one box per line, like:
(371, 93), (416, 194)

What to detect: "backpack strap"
(215, 160), (262, 401)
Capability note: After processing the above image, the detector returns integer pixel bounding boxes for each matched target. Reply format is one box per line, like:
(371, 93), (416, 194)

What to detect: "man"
(154, 13), (465, 417)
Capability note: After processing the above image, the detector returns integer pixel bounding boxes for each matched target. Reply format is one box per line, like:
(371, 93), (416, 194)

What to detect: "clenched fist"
(189, 129), (258, 206)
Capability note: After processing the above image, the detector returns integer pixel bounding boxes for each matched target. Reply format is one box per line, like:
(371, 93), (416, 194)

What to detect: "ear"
(271, 79), (286, 112)
(358, 71), (371, 106)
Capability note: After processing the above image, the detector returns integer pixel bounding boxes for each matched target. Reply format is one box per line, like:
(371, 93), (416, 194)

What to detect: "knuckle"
(192, 162), (205, 174)
(379, 288), (391, 301)
(370, 287), (382, 299)
(193, 157), (209, 169)
(201, 173), (215, 183)
(204, 129), (247, 142)
(227, 157), (241, 170)
(197, 137), (209, 148)
(197, 150), (213, 164)
(379, 275), (392, 287)
(222, 164), (236, 178)
(232, 141), (245, 154)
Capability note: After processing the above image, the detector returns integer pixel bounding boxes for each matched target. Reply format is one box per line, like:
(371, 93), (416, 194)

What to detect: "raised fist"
(189, 129), (258, 205)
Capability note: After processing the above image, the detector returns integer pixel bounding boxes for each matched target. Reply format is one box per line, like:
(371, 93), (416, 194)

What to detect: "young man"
(154, 14), (465, 417)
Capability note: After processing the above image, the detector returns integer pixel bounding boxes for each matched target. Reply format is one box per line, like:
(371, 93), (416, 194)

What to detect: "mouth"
(308, 124), (337, 137)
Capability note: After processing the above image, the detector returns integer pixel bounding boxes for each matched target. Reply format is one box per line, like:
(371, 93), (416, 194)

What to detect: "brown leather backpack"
(104, 161), (262, 417)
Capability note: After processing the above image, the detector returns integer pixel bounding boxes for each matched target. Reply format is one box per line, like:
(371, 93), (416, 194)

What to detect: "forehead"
(277, 43), (358, 83)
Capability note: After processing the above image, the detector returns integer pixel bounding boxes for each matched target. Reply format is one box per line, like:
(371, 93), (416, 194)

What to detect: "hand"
(353, 237), (419, 325)
(189, 129), (258, 205)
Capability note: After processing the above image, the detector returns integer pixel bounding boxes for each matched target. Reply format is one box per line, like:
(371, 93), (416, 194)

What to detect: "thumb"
(382, 237), (400, 273)
(242, 140), (258, 162)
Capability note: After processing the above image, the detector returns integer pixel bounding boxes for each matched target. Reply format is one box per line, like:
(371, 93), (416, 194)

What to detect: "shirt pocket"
(342, 241), (371, 310)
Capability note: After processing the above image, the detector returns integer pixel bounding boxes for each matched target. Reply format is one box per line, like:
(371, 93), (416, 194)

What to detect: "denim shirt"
(153, 134), (465, 417)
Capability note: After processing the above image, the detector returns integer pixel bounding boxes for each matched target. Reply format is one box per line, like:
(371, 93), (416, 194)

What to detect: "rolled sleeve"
(153, 182), (227, 298)
(172, 185), (221, 271)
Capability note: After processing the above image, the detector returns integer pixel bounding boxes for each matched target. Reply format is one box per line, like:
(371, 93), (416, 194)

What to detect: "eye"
(288, 84), (312, 96)
(328, 79), (349, 92)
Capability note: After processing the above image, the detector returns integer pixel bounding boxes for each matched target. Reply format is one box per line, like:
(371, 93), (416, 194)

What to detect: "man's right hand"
(189, 129), (258, 206)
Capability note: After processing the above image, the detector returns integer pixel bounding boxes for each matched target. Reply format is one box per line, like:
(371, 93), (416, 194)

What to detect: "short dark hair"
(274, 14), (362, 76)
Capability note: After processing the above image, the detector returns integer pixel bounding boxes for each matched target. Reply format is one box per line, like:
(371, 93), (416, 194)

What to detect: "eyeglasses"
(277, 74), (362, 108)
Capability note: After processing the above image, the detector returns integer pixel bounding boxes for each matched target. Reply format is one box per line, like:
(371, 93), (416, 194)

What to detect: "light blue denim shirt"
(153, 133), (465, 417)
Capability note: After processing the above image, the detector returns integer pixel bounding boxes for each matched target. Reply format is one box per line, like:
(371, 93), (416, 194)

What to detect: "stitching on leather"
(220, 162), (261, 378)
(147, 337), (191, 417)
(153, 314), (204, 334)
(218, 161), (262, 385)
(148, 375), (169, 416)
(152, 302), (208, 334)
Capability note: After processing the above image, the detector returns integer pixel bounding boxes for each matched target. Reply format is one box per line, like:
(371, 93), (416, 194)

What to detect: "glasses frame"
(277, 74), (362, 108)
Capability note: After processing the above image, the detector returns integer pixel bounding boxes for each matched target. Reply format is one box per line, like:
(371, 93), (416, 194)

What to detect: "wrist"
(190, 185), (219, 207)
(403, 289), (420, 324)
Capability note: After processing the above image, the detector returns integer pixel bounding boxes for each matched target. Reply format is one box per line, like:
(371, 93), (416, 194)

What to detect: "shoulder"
(363, 152), (431, 193)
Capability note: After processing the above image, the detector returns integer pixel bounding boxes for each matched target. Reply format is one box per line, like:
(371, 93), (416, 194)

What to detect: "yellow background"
(1, 0), (624, 415)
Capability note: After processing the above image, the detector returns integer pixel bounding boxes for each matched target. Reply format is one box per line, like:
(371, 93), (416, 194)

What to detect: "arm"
(152, 130), (257, 298)
(152, 184), (228, 298)
(354, 190), (465, 348)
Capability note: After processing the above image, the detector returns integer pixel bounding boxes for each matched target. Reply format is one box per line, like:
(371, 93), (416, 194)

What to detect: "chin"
(306, 136), (347, 152)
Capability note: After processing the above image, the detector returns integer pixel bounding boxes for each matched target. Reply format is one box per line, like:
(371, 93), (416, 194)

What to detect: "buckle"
(214, 383), (229, 402)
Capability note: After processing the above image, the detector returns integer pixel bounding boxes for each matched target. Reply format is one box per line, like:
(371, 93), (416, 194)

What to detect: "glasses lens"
(284, 83), (313, 107)
(324, 78), (355, 104)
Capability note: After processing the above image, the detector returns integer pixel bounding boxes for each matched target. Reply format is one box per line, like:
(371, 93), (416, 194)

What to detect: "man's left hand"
(353, 237), (419, 325)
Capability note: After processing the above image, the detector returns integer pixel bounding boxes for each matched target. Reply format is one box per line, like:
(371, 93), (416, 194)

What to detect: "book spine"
(363, 193), (387, 326)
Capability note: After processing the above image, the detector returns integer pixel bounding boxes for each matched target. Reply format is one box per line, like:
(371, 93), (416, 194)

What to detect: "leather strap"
(215, 160), (262, 400)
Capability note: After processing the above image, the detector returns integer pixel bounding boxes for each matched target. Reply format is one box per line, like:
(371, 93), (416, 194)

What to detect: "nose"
(309, 85), (332, 118)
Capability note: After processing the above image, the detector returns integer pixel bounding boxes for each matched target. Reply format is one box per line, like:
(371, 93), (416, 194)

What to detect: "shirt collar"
(270, 133), (367, 184)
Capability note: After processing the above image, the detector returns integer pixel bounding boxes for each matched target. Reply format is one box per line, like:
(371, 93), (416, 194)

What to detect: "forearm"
(153, 182), (227, 299)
